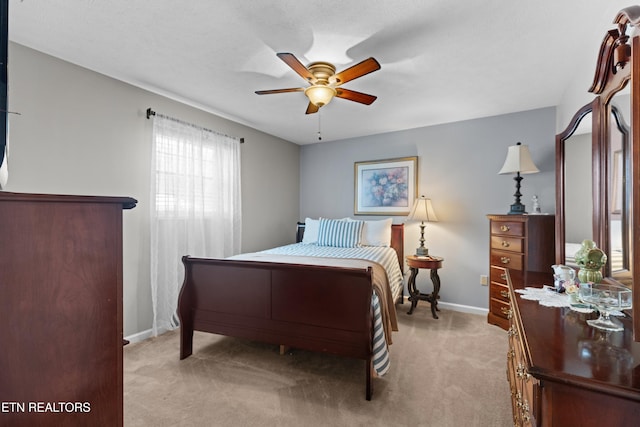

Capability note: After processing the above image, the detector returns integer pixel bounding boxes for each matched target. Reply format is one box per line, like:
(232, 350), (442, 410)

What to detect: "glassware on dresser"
(578, 283), (632, 332)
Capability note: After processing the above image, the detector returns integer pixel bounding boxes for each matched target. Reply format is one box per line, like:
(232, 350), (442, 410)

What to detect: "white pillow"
(301, 218), (320, 244)
(361, 218), (393, 247)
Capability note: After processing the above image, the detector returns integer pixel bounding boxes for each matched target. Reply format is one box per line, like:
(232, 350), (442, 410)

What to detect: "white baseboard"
(124, 329), (153, 344)
(436, 301), (488, 316)
(401, 296), (488, 316)
(125, 326), (172, 344)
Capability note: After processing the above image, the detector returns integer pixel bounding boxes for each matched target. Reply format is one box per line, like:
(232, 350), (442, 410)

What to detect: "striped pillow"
(317, 218), (364, 248)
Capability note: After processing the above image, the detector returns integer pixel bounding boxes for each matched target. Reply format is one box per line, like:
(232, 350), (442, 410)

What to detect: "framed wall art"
(354, 156), (417, 215)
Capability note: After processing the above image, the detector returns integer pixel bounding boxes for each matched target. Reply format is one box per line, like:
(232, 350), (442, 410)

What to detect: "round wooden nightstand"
(406, 255), (444, 318)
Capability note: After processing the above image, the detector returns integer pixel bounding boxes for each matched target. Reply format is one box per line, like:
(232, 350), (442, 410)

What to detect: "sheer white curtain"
(150, 114), (241, 336)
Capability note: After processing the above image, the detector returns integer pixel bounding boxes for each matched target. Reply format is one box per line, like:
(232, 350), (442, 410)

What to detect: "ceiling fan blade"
(332, 57), (380, 85)
(255, 88), (305, 95)
(335, 88), (377, 105)
(305, 102), (320, 114)
(277, 52), (317, 83)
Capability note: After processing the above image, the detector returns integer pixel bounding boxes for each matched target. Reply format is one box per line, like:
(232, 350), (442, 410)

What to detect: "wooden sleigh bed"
(178, 221), (404, 400)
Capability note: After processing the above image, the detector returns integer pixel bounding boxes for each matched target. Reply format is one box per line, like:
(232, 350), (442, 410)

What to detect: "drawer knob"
(500, 225), (510, 232)
(501, 240), (510, 247)
(516, 365), (531, 381)
(501, 273), (507, 280)
(521, 402), (531, 422)
(500, 256), (510, 264)
(500, 290), (509, 298)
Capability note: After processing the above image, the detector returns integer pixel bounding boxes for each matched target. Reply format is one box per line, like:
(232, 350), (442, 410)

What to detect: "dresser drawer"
(521, 369), (540, 425)
(490, 250), (524, 271)
(490, 298), (512, 320)
(491, 236), (523, 253)
(509, 310), (540, 426)
(490, 265), (510, 285)
(490, 282), (510, 302)
(490, 221), (524, 237)
(491, 265), (524, 287)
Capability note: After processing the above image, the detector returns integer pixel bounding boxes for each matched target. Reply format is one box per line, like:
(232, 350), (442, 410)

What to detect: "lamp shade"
(498, 142), (540, 175)
(407, 196), (438, 222)
(304, 85), (336, 107)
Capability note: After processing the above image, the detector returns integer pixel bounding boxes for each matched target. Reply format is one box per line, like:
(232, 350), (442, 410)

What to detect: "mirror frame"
(555, 101), (596, 266)
(556, 103), (629, 276)
(600, 103), (631, 281)
(631, 22), (640, 341)
(556, 7), (640, 340)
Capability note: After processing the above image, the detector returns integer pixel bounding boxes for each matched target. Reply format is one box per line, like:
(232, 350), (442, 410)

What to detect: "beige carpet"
(124, 307), (512, 427)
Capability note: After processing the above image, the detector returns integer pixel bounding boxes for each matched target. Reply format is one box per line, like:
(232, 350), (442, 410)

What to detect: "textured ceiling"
(7, 0), (634, 144)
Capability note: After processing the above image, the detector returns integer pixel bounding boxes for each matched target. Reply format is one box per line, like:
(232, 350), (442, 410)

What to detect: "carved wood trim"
(589, 29), (623, 95)
(588, 6), (640, 99)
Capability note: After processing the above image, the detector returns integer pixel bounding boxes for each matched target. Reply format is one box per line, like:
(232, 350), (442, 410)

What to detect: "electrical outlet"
(480, 275), (488, 286)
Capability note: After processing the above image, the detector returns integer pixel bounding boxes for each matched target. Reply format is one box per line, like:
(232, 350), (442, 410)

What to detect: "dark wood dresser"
(487, 214), (555, 330)
(506, 275), (640, 426)
(0, 192), (136, 427)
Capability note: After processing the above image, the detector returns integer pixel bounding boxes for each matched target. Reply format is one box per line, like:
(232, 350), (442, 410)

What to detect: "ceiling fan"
(255, 52), (381, 114)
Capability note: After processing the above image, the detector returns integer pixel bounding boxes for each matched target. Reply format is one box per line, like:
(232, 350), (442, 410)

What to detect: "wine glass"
(578, 283), (632, 332)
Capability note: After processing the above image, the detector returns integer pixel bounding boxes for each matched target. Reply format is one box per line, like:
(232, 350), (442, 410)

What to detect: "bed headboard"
(390, 224), (404, 268)
(295, 222), (404, 268)
(295, 221), (306, 244)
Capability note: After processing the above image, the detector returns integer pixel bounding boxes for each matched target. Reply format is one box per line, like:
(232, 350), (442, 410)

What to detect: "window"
(150, 114), (241, 335)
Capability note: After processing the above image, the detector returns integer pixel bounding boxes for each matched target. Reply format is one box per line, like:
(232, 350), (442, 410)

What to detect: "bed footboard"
(178, 255), (376, 400)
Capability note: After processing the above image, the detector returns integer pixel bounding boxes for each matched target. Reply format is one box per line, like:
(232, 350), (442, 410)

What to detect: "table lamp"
(407, 195), (438, 256)
(498, 142), (539, 214)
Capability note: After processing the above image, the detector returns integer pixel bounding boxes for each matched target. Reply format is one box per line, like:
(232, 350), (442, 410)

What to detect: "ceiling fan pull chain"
(317, 110), (322, 141)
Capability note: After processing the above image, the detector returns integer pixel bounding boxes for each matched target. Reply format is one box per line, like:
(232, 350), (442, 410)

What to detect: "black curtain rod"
(146, 108), (244, 143)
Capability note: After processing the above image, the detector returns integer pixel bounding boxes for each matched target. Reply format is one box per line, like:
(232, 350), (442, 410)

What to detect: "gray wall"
(300, 107), (556, 310)
(5, 43), (300, 337)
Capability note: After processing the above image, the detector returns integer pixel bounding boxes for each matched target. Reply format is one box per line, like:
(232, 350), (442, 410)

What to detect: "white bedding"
(256, 243), (404, 302)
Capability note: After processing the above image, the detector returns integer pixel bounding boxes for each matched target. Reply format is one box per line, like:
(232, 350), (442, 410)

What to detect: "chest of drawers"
(0, 192), (136, 426)
(487, 214), (555, 330)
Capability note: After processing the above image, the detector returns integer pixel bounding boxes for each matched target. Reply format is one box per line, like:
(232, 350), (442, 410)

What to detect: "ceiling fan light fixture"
(256, 53), (380, 114)
(305, 85), (336, 107)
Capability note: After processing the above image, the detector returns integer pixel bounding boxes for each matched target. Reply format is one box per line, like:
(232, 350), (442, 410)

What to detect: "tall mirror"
(556, 8), (640, 340)
(556, 103), (629, 276)
(555, 102), (594, 268)
(606, 99), (631, 285)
